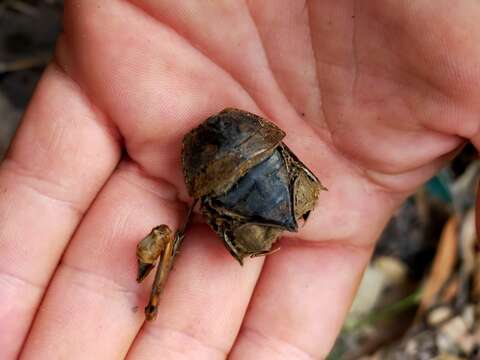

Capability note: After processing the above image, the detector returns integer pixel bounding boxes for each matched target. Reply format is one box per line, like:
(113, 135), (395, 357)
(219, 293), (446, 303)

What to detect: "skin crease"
(0, 0), (479, 359)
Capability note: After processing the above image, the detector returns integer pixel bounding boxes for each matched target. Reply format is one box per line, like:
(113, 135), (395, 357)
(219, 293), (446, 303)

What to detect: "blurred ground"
(0, 0), (62, 158)
(329, 147), (480, 359)
(1, 2), (479, 359)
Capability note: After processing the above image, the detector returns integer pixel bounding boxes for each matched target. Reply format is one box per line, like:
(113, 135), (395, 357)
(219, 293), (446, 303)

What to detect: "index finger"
(0, 63), (120, 358)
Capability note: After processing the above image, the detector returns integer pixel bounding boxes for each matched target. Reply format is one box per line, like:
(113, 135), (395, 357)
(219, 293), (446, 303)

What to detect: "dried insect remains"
(136, 108), (326, 320)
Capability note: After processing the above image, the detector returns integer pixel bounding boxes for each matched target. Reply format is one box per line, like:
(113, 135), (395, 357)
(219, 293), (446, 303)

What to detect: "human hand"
(1, 1), (478, 359)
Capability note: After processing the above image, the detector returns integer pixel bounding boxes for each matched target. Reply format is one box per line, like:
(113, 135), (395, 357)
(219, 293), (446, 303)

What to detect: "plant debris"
(330, 153), (480, 360)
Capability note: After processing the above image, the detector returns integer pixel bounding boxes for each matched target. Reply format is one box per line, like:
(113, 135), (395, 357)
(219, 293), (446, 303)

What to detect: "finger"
(120, 0), (301, 132)
(20, 163), (261, 359)
(126, 226), (260, 360)
(0, 64), (120, 358)
(230, 241), (372, 359)
(229, 176), (397, 358)
(245, 0), (325, 124)
(20, 163), (180, 359)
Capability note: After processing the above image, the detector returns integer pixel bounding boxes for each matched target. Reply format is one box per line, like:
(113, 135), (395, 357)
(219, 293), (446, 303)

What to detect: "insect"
(136, 108), (326, 320)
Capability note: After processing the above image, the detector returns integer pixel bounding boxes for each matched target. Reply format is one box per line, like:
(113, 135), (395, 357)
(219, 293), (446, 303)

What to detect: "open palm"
(1, 1), (479, 359)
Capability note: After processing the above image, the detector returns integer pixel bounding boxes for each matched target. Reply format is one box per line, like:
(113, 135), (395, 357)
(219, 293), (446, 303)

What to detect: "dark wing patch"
(212, 149), (297, 231)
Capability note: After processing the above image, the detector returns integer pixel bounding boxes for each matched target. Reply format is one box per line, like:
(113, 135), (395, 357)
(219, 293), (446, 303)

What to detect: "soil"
(0, 0), (62, 158)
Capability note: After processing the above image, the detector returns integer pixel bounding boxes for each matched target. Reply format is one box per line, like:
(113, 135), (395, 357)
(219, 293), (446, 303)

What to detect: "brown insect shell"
(181, 108), (286, 199)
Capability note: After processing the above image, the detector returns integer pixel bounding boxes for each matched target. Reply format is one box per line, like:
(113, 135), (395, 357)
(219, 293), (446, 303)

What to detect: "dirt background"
(0, 0), (62, 157)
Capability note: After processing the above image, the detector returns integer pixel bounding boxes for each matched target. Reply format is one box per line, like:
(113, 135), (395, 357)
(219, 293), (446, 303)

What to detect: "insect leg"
(250, 246), (281, 258)
(173, 200), (197, 256)
(136, 225), (173, 283)
(142, 201), (197, 321)
(144, 237), (174, 321)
